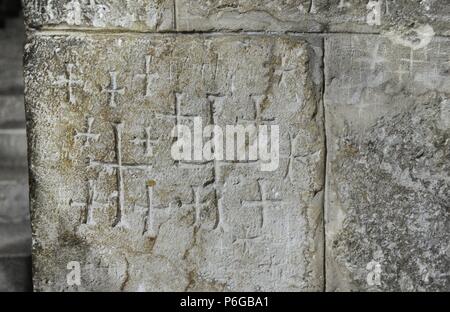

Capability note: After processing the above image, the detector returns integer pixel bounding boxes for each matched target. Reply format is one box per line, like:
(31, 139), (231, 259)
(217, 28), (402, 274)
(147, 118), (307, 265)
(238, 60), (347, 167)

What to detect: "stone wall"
(23, 0), (449, 291)
(0, 6), (32, 292)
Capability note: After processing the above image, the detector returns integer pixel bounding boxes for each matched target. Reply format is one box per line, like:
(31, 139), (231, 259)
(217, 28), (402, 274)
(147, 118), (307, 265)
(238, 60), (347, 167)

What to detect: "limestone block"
(25, 34), (325, 291)
(175, 0), (450, 36)
(325, 34), (450, 291)
(23, 0), (174, 31)
(0, 257), (32, 292)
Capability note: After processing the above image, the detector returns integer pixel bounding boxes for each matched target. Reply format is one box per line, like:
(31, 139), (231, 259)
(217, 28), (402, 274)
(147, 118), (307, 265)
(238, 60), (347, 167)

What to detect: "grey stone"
(324, 34), (450, 291)
(175, 0), (450, 36)
(23, 0), (174, 31)
(0, 95), (26, 128)
(25, 34), (325, 291)
(0, 257), (32, 292)
(24, 1), (450, 36)
(21, 0), (450, 293)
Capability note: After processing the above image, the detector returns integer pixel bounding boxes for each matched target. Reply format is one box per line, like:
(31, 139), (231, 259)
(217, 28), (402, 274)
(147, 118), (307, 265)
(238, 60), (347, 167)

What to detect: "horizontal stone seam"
(27, 26), (380, 36)
(25, 27), (450, 39)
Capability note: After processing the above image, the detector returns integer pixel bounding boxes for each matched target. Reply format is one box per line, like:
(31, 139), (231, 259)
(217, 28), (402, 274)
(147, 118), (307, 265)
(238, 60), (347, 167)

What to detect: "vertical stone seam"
(321, 36), (327, 292)
(173, 0), (177, 31)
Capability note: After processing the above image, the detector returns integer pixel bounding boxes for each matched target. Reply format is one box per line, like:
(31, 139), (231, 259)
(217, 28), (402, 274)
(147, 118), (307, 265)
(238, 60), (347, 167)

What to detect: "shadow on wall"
(0, 0), (32, 292)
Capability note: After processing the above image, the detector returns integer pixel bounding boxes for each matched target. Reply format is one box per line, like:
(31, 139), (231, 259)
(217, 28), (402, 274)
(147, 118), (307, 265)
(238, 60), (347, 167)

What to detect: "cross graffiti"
(89, 122), (152, 227)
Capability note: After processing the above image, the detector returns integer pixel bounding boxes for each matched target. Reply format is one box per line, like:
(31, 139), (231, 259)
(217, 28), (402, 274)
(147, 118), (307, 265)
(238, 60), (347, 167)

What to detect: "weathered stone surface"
(0, 257), (32, 292)
(176, 0), (450, 36)
(23, 1), (450, 36)
(23, 0), (174, 31)
(325, 34), (450, 291)
(25, 34), (325, 291)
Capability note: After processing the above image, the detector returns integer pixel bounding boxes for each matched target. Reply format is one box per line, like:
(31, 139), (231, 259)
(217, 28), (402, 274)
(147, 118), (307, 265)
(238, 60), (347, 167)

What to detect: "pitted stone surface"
(25, 34), (325, 291)
(24, 0), (174, 31)
(175, 0), (450, 35)
(24, 1), (450, 36)
(325, 35), (450, 291)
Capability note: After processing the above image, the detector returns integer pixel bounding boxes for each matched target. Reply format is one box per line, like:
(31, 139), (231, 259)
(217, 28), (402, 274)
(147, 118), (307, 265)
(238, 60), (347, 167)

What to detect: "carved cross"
(131, 126), (158, 157)
(54, 63), (83, 105)
(104, 71), (125, 107)
(89, 123), (152, 227)
(75, 117), (100, 149)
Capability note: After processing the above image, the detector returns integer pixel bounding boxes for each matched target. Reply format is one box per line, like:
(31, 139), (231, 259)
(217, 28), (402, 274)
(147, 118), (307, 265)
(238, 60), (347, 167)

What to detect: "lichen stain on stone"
(332, 100), (450, 291)
(342, 144), (359, 157)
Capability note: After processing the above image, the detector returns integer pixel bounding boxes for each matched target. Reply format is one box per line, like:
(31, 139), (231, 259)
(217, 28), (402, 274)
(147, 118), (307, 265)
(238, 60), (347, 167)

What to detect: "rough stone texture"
(25, 34), (325, 291)
(23, 1), (450, 36)
(176, 0), (450, 36)
(21, 0), (450, 293)
(23, 0), (174, 31)
(325, 34), (450, 291)
(0, 257), (32, 292)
